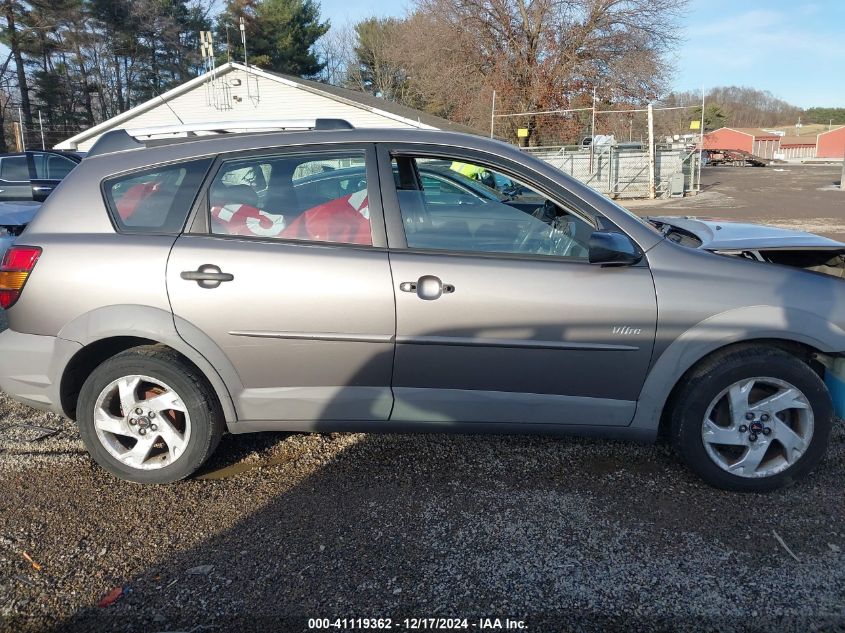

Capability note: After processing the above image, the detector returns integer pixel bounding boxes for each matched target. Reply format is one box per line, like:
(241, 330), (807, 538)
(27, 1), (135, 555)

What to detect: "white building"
(56, 62), (477, 151)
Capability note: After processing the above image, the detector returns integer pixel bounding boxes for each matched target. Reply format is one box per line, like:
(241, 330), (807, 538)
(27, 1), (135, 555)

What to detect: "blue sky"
(317, 0), (845, 108)
(673, 0), (845, 108)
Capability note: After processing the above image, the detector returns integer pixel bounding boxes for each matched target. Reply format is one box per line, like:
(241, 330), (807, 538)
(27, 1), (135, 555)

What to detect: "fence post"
(38, 111), (45, 150)
(18, 107), (26, 152)
(590, 87), (596, 174)
(12, 122), (23, 152)
(840, 150), (844, 190)
(647, 103), (656, 199)
(489, 90), (496, 139)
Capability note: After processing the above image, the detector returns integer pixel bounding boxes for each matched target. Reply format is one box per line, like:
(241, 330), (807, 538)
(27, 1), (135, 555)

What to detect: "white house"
(56, 62), (478, 151)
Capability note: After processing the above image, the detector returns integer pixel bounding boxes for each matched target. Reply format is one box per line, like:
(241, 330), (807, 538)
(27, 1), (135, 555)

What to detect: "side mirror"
(588, 231), (643, 266)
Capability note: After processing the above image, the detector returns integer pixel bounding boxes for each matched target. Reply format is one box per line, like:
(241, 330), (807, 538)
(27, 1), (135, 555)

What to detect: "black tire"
(77, 345), (225, 484)
(671, 346), (833, 492)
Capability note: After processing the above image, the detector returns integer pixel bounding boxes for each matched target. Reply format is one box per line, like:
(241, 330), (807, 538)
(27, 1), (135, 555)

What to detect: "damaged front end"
(719, 248), (845, 280)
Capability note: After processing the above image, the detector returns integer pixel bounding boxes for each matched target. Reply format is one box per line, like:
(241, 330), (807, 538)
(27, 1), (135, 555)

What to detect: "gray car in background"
(0, 119), (842, 491)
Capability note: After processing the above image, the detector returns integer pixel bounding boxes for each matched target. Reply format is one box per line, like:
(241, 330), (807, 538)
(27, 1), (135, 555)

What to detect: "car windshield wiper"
(645, 218), (672, 235)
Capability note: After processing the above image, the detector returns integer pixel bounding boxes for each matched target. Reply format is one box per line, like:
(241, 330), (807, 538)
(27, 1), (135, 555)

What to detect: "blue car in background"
(0, 150), (83, 261)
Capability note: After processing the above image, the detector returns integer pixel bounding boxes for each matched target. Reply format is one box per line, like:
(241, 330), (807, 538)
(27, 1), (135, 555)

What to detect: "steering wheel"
(514, 204), (554, 253)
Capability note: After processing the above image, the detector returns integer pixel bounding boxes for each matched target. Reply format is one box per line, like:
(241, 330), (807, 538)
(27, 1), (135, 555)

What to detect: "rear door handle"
(400, 275), (455, 300)
(181, 264), (234, 289)
(32, 185), (53, 192)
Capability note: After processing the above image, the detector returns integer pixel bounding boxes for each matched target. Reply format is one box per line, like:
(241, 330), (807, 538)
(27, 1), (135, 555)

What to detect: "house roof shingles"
(266, 69), (484, 136)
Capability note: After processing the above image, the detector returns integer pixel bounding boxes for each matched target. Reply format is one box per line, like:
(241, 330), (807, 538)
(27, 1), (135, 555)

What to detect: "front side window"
(104, 158), (212, 233)
(209, 151), (371, 246)
(392, 156), (594, 259)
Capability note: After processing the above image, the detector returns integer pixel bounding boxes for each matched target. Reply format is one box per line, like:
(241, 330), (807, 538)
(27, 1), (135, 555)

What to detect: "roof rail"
(86, 118), (354, 157)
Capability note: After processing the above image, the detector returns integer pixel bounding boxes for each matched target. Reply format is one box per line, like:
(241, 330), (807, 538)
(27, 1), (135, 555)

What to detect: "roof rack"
(86, 118), (354, 157)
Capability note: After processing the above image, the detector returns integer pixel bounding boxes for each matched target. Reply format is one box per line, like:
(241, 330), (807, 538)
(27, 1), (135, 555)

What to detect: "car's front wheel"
(77, 346), (225, 484)
(671, 347), (833, 492)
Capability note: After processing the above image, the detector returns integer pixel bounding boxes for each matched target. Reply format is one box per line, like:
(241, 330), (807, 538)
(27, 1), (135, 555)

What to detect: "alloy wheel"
(92, 374), (192, 470)
(701, 376), (814, 479)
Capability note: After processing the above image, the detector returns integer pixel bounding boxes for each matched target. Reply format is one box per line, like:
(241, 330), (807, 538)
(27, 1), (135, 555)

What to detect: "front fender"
(629, 305), (845, 434)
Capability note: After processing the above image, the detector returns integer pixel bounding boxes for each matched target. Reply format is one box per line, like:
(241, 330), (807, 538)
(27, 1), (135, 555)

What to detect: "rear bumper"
(0, 328), (81, 417)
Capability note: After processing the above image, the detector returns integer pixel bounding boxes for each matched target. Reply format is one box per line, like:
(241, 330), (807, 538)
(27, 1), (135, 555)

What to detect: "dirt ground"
(628, 164), (845, 240)
(1, 164), (845, 633)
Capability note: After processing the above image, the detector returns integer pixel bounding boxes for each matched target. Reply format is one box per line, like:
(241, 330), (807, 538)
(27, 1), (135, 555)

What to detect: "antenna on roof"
(239, 17), (249, 68)
(238, 17), (258, 105)
(200, 30), (216, 76)
(200, 30), (232, 111)
(225, 24), (231, 63)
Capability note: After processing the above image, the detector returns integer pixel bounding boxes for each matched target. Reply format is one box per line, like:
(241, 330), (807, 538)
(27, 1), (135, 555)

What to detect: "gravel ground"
(1, 392), (844, 632)
(2, 168), (845, 632)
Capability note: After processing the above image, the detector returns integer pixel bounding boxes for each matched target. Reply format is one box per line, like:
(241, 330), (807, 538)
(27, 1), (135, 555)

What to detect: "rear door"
(167, 145), (396, 422)
(29, 151), (80, 201)
(379, 146), (657, 427)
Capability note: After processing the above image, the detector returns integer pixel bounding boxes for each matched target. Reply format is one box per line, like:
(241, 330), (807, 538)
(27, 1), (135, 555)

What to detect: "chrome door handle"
(32, 185), (53, 192)
(181, 264), (234, 289)
(400, 275), (455, 300)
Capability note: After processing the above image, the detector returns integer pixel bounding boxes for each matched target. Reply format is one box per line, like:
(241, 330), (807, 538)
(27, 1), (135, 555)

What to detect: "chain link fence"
(2, 120), (84, 153)
(492, 102), (704, 199)
(523, 144), (699, 199)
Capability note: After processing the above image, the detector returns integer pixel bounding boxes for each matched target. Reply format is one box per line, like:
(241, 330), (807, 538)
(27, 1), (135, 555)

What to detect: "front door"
(0, 154), (33, 201)
(381, 148), (657, 426)
(168, 146), (396, 422)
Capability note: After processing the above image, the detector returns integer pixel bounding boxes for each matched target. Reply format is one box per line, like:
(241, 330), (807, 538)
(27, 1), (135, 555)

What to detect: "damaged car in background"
(648, 216), (845, 279)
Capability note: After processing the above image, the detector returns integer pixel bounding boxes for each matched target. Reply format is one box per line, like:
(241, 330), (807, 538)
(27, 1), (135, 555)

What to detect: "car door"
(167, 145), (396, 422)
(379, 146), (657, 426)
(0, 154), (34, 201)
(28, 151), (80, 201)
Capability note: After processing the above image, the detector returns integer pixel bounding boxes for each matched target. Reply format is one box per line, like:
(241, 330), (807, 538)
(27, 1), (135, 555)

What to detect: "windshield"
(428, 167), (508, 201)
(601, 197), (662, 235)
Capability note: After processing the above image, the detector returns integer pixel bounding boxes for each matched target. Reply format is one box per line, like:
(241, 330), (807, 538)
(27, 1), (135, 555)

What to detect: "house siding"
(61, 66), (431, 151)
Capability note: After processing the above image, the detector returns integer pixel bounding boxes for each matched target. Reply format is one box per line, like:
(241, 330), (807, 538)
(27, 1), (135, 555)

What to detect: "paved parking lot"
(629, 164), (845, 240)
(1, 164), (845, 632)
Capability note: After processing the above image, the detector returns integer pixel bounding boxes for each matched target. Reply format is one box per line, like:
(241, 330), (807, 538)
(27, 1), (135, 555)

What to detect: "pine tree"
(218, 0), (328, 77)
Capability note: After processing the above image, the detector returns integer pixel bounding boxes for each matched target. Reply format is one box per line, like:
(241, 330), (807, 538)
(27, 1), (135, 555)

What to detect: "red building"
(703, 127), (782, 159)
(779, 136), (817, 159)
(816, 126), (845, 159)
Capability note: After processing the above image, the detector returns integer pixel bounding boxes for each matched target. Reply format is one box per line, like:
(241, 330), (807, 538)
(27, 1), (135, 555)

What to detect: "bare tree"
(389, 0), (688, 143)
(316, 20), (355, 86)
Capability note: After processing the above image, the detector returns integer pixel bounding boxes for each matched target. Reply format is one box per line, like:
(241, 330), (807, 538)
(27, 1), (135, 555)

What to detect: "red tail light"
(0, 246), (41, 309)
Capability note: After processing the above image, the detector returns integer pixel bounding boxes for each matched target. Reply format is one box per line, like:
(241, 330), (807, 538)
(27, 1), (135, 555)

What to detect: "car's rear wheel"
(671, 347), (833, 492)
(77, 346), (224, 484)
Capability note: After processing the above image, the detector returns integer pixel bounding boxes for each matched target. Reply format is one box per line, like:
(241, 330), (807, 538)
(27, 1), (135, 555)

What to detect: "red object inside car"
(211, 192), (371, 245)
(280, 194), (371, 245)
(116, 182), (160, 220)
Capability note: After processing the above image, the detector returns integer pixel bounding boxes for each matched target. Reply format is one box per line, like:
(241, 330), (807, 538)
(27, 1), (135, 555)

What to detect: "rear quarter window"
(103, 158), (212, 234)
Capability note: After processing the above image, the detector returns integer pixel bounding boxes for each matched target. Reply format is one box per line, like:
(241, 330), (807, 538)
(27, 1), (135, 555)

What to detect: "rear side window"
(0, 156), (29, 181)
(208, 151), (372, 245)
(32, 152), (77, 180)
(103, 158), (212, 234)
